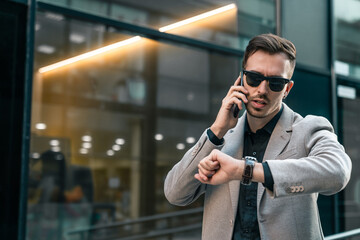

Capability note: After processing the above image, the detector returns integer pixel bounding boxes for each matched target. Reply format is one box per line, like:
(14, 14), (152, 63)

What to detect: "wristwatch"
(241, 156), (257, 185)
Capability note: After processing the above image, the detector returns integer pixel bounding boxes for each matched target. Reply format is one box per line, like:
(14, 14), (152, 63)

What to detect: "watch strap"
(241, 156), (257, 185)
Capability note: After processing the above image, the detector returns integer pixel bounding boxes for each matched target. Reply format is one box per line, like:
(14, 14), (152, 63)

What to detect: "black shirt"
(232, 107), (283, 240)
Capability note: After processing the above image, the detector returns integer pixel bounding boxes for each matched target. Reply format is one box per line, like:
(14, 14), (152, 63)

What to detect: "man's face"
(243, 50), (294, 121)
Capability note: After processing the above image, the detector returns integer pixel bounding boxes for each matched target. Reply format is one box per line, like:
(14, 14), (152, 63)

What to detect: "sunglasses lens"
(269, 79), (286, 92)
(245, 72), (262, 87)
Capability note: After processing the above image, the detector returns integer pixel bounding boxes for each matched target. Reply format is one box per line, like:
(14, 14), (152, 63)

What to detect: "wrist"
(207, 128), (224, 145)
(252, 163), (265, 183)
(210, 124), (227, 139)
(237, 160), (265, 183)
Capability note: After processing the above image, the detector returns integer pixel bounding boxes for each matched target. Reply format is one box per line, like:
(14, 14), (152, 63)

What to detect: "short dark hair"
(242, 33), (296, 77)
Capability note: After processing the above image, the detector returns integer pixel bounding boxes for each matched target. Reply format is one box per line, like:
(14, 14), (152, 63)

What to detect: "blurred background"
(1, 0), (359, 239)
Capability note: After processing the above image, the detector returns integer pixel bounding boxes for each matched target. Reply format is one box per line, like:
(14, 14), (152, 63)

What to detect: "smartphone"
(233, 71), (244, 118)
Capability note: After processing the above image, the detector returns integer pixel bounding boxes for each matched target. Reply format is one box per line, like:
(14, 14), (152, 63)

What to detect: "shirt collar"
(245, 105), (284, 135)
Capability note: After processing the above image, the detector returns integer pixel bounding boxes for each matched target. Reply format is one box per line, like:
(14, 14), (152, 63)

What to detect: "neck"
(246, 115), (268, 133)
(246, 107), (281, 133)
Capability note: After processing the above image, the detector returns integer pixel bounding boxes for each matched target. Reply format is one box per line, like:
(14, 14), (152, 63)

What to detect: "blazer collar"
(263, 103), (294, 160)
(226, 115), (246, 216)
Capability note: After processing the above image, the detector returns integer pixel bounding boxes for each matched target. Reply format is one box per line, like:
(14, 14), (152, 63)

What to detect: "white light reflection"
(82, 135), (92, 142)
(82, 142), (92, 149)
(35, 123), (47, 130)
(51, 146), (61, 152)
(176, 143), (186, 150)
(155, 134), (164, 141)
(112, 145), (121, 151)
(31, 152), (40, 159)
(50, 139), (60, 146)
(115, 138), (125, 145)
(186, 137), (196, 144)
(79, 148), (88, 154)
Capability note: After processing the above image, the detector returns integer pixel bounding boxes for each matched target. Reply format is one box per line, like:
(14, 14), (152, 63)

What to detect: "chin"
(246, 107), (269, 119)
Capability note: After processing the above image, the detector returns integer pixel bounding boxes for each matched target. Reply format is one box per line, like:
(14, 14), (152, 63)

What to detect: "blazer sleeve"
(164, 129), (224, 206)
(266, 116), (352, 198)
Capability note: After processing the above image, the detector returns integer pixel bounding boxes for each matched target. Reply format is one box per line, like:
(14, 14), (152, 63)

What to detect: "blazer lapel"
(223, 115), (246, 216)
(257, 104), (294, 206)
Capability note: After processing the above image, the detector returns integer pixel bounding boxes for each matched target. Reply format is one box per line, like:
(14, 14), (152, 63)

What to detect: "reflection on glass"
(335, 0), (360, 79)
(341, 97), (360, 232)
(39, 0), (276, 52)
(28, 8), (240, 240)
(40, 0), (239, 49)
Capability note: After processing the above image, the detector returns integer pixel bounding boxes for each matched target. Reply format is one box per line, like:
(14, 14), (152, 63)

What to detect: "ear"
(284, 81), (294, 99)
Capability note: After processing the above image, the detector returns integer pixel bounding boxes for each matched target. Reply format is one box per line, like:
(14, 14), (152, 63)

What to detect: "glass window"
(27, 10), (240, 239)
(338, 89), (360, 233)
(38, 0), (276, 51)
(334, 0), (360, 79)
(282, 0), (330, 70)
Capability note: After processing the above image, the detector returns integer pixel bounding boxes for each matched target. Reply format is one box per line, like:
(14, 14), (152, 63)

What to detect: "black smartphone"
(233, 71), (244, 118)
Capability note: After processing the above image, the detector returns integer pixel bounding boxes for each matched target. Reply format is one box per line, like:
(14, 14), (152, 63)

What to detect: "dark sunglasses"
(243, 70), (291, 92)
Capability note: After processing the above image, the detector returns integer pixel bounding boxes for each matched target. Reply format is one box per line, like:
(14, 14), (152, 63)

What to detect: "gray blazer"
(164, 104), (352, 240)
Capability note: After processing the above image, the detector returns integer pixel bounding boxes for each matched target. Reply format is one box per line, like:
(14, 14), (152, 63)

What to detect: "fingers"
(223, 87), (248, 112)
(221, 74), (248, 111)
(194, 173), (209, 183)
(196, 152), (218, 180)
(198, 158), (219, 171)
(234, 75), (241, 86)
(196, 149), (221, 181)
(198, 160), (219, 178)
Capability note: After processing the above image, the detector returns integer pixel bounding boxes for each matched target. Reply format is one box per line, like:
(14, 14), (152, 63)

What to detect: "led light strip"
(38, 36), (142, 73)
(38, 3), (236, 73)
(159, 3), (236, 32)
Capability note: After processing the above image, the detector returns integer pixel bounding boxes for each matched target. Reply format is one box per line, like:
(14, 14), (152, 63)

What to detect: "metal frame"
(18, 1), (36, 239)
(327, 0), (341, 234)
(275, 0), (281, 36)
(325, 228), (360, 240)
(66, 207), (203, 239)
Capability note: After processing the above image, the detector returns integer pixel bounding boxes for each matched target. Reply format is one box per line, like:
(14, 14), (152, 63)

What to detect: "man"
(164, 33), (352, 240)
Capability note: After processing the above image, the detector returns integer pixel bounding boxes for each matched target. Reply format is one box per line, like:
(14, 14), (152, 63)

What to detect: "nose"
(257, 80), (269, 94)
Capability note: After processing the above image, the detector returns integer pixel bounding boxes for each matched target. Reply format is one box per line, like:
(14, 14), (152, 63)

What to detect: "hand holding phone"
(210, 72), (247, 139)
(233, 71), (244, 118)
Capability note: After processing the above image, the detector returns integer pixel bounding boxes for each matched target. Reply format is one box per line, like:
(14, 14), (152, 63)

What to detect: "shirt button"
(253, 151), (256, 156)
(245, 229), (249, 233)
(247, 201), (251, 206)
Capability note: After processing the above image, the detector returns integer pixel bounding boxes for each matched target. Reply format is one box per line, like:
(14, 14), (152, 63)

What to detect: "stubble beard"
(244, 94), (272, 119)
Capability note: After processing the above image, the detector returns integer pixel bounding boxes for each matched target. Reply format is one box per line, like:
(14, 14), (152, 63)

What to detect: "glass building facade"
(0, 0), (359, 239)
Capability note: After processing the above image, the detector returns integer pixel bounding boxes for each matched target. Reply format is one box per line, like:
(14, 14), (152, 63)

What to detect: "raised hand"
(210, 75), (248, 139)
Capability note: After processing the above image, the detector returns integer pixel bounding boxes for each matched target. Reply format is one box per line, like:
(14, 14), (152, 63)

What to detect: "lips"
(251, 99), (267, 108)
